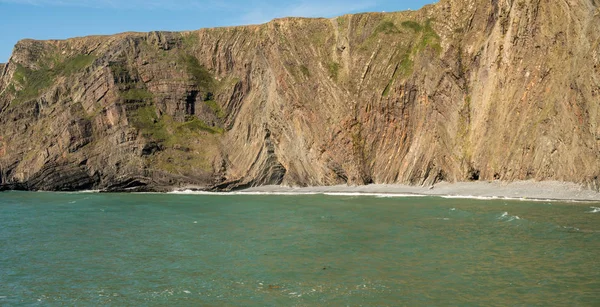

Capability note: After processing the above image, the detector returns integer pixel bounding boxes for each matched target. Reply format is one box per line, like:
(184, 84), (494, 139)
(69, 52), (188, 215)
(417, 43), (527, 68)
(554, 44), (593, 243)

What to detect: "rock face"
(1, 0), (599, 192)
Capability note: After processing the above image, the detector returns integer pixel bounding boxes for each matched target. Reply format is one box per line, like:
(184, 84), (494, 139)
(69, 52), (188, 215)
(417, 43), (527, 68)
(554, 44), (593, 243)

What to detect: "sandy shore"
(238, 181), (600, 202)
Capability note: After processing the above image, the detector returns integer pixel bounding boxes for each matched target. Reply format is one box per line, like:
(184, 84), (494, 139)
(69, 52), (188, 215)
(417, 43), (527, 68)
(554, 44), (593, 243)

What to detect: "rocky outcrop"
(0, 0), (599, 192)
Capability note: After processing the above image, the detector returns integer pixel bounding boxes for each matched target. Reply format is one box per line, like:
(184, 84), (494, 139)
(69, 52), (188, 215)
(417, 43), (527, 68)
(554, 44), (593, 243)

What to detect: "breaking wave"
(588, 207), (600, 213)
(498, 212), (521, 222)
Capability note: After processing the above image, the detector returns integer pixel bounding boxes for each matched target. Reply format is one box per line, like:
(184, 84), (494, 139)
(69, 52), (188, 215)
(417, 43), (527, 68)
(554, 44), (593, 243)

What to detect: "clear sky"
(0, 0), (435, 62)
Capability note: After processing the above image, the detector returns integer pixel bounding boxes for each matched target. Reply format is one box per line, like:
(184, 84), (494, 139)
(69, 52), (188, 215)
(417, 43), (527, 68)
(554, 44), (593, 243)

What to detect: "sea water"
(0, 191), (598, 306)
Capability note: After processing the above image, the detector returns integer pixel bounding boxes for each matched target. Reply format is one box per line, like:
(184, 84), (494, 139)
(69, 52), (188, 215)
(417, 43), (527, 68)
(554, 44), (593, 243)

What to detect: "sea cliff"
(1, 0), (599, 192)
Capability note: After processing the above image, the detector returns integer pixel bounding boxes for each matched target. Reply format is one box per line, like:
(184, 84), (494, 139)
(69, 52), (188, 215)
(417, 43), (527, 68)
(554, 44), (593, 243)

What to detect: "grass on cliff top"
(361, 18), (441, 55)
(54, 54), (96, 76)
(374, 21), (401, 35)
(181, 33), (200, 50)
(380, 19), (441, 97)
(11, 64), (53, 104)
(10, 54), (96, 105)
(402, 19), (442, 54)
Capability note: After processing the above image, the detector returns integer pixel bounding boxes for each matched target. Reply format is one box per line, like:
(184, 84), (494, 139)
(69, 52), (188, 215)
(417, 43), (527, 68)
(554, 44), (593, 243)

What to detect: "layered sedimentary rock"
(0, 0), (599, 191)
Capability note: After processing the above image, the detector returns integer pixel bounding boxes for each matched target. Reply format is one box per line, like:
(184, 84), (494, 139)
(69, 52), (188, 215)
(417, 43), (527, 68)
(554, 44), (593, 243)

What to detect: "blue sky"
(0, 0), (434, 62)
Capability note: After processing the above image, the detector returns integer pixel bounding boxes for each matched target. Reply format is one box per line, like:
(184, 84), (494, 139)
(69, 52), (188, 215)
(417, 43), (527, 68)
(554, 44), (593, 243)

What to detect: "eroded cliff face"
(0, 0), (599, 192)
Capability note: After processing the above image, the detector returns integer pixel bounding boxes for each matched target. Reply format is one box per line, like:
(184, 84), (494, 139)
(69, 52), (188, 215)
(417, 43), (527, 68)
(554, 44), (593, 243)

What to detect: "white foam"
(589, 207), (600, 213)
(441, 194), (563, 202)
(324, 192), (425, 198)
(183, 290), (191, 294)
(442, 195), (502, 200)
(169, 190), (318, 196)
(168, 190), (425, 198)
(376, 194), (426, 198)
(114, 188), (590, 202)
(499, 212), (521, 222)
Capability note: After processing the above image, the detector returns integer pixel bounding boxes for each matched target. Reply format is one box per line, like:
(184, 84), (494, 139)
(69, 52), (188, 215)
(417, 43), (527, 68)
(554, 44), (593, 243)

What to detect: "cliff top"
(7, 1), (441, 59)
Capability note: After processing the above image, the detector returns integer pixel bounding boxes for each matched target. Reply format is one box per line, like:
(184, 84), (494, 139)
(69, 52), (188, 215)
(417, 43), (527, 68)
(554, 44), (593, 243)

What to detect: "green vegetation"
(10, 53), (97, 106)
(130, 106), (169, 141)
(401, 21), (423, 32)
(300, 65), (310, 77)
(360, 20), (402, 51)
(110, 61), (155, 104)
(180, 55), (213, 91)
(178, 117), (224, 134)
(400, 19), (442, 54)
(109, 61), (129, 78)
(337, 16), (348, 30)
(204, 100), (225, 119)
(381, 19), (441, 96)
(374, 21), (400, 35)
(305, 20), (331, 46)
(11, 64), (54, 105)
(418, 20), (442, 54)
(120, 88), (154, 101)
(54, 54), (96, 76)
(131, 104), (223, 173)
(328, 62), (341, 81)
(130, 105), (223, 145)
(181, 33), (200, 50)
(382, 51), (413, 97)
(5, 83), (16, 95)
(398, 53), (414, 77)
(363, 19), (441, 56)
(310, 31), (330, 46)
(382, 82), (392, 97)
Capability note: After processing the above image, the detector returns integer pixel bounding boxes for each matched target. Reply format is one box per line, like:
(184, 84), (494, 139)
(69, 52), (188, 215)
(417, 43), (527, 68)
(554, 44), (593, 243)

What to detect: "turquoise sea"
(0, 191), (598, 306)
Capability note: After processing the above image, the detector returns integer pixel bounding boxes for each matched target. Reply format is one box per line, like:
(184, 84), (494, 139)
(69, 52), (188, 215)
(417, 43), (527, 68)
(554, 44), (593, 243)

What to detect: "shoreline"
(214, 180), (600, 202)
(4, 180), (600, 203)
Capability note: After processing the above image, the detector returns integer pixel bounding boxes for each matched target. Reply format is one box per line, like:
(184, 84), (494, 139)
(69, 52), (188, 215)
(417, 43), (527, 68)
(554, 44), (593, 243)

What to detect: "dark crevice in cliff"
(185, 90), (198, 115)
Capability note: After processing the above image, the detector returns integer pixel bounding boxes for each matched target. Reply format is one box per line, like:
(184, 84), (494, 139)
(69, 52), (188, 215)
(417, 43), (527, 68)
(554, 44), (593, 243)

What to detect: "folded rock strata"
(0, 0), (599, 191)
